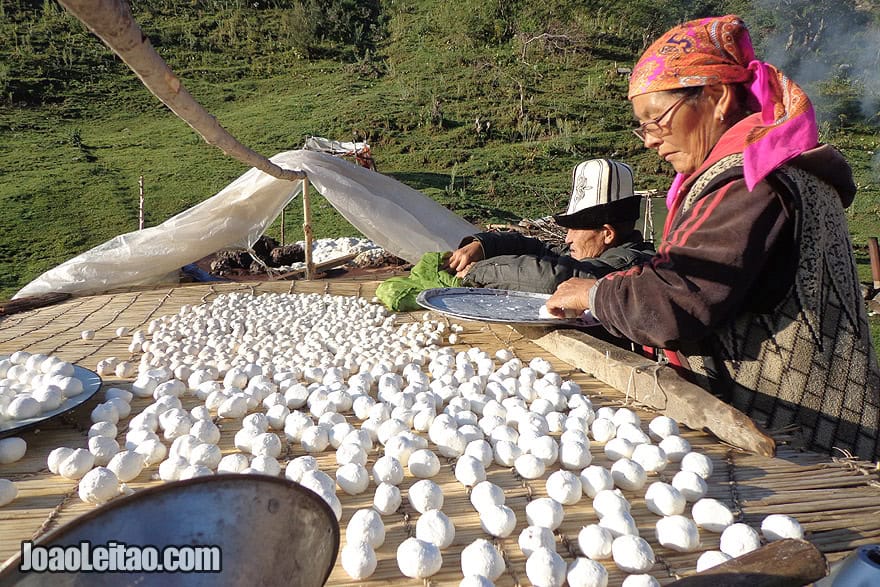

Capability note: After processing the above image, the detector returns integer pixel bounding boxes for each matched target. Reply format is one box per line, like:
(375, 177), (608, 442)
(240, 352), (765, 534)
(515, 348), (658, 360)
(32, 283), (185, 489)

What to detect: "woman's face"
(631, 89), (725, 174)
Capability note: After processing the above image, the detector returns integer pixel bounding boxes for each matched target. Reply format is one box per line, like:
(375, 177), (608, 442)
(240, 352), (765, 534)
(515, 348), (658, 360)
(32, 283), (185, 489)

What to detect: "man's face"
(565, 227), (609, 260)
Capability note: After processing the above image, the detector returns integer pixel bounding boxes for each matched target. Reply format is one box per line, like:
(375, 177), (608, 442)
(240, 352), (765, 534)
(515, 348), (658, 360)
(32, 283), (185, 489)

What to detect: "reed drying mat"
(1, 279), (879, 585)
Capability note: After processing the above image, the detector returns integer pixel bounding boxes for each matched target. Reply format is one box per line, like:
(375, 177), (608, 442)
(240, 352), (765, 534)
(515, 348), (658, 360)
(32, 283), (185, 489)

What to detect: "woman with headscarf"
(546, 15), (880, 461)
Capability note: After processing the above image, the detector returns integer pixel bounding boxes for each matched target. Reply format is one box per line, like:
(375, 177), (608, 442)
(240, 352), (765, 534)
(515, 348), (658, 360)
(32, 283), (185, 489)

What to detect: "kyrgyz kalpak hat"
(553, 159), (640, 229)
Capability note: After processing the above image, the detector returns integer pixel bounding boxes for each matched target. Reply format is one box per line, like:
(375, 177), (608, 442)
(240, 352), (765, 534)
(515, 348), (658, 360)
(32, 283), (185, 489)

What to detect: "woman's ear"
(704, 84), (735, 122)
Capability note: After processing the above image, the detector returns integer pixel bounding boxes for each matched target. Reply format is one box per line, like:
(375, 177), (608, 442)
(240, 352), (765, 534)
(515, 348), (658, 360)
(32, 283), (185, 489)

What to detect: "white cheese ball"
(592, 489), (631, 517)
(416, 509), (456, 549)
(340, 541), (377, 580)
(218, 453), (250, 474)
(659, 435), (691, 462)
(300, 426), (330, 453)
(526, 547), (567, 587)
(615, 423), (651, 445)
(691, 498), (735, 533)
(604, 437), (635, 461)
(78, 467), (121, 505)
(158, 456), (189, 481)
(493, 440), (522, 467)
(719, 523), (762, 557)
(336, 463), (370, 495)
(88, 421), (117, 438)
(546, 470), (582, 505)
(190, 420), (221, 445)
(696, 550), (733, 572)
(644, 482), (686, 517)
(461, 538), (505, 581)
(578, 524), (613, 560)
(0, 437), (27, 464)
(514, 453), (546, 479)
(611, 535), (655, 573)
(612, 408), (640, 428)
(621, 575), (660, 587)
(188, 443), (222, 470)
(455, 455), (487, 487)
(373, 482), (402, 516)
(300, 469), (336, 496)
(47, 447), (75, 475)
(761, 514), (804, 541)
(591, 418), (617, 443)
(107, 450), (145, 482)
(58, 448), (96, 480)
(631, 444), (668, 474)
(251, 432), (282, 458)
(8, 396), (40, 419)
(408, 449), (441, 478)
(680, 451), (714, 479)
(249, 456), (281, 476)
(284, 456), (318, 483)
(470, 481), (505, 511)
(526, 497), (564, 530)
(567, 557), (609, 587)
(465, 439), (494, 468)
(81, 330), (95, 340)
(372, 455), (404, 485)
(179, 464), (214, 479)
(599, 511), (639, 538)
(579, 465), (614, 498)
(347, 508), (386, 548)
(0, 479), (18, 507)
(671, 470), (708, 502)
(88, 435), (120, 467)
(610, 459), (647, 492)
(408, 479), (444, 513)
(559, 440), (592, 470)
(519, 525), (555, 557)
(396, 537), (442, 579)
(655, 515), (700, 552)
(647, 416), (679, 441)
(480, 504), (516, 537)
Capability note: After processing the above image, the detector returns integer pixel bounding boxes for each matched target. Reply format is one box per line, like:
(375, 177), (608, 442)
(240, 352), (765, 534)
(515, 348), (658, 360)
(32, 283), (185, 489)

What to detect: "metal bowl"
(0, 474), (339, 586)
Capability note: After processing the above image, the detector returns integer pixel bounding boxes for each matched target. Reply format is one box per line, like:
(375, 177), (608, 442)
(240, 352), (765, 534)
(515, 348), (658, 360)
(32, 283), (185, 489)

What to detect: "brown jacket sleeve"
(592, 177), (794, 350)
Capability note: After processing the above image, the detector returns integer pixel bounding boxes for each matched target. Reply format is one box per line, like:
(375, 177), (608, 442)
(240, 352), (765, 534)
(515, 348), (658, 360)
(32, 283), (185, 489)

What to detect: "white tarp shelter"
(14, 150), (476, 298)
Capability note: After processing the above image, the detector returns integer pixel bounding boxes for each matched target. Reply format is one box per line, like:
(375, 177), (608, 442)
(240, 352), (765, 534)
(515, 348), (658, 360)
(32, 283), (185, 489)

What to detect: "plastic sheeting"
(14, 150), (476, 299)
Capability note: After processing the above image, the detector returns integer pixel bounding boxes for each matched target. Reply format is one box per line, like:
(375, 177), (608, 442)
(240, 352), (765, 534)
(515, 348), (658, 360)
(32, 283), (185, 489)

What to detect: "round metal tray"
(0, 365), (102, 437)
(416, 287), (598, 325)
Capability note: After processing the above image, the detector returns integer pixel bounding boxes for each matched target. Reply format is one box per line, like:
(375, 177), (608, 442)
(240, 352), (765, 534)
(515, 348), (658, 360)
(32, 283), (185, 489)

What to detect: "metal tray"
(0, 365), (102, 437)
(416, 287), (599, 325)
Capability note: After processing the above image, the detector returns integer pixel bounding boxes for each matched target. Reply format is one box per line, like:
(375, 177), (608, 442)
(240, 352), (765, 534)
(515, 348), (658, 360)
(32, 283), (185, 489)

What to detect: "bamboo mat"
(1, 279), (879, 585)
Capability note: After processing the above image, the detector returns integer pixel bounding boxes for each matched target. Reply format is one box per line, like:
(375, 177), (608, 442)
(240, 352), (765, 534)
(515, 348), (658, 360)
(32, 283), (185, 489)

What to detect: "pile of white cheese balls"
(6, 291), (808, 583)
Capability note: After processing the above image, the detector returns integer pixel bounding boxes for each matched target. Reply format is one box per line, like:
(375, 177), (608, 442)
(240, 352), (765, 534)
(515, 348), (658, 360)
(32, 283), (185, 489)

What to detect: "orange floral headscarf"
(629, 15), (818, 192)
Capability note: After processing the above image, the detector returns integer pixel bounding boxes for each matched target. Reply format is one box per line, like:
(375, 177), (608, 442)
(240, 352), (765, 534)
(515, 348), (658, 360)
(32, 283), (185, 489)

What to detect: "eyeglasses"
(632, 94), (689, 141)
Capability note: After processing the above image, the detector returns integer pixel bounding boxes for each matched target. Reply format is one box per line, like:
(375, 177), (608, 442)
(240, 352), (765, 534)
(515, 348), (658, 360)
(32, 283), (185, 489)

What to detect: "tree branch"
(57, 0), (305, 181)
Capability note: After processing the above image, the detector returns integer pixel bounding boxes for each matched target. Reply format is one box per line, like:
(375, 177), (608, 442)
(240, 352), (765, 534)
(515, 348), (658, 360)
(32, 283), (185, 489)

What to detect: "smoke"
(748, 1), (880, 122)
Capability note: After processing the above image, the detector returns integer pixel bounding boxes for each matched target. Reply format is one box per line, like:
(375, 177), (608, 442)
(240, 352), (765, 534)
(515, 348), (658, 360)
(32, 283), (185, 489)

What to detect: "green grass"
(1, 0), (878, 357)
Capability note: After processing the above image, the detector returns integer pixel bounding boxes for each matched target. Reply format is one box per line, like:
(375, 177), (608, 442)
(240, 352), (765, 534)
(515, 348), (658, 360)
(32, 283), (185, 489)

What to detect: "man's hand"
(545, 277), (596, 317)
(443, 241), (484, 277)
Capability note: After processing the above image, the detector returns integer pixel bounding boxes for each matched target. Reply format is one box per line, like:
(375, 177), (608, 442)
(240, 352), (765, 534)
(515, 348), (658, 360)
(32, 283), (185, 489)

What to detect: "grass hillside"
(1, 0), (879, 348)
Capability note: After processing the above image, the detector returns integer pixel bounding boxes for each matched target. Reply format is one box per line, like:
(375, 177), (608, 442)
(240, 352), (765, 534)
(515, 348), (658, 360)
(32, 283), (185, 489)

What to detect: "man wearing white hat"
(444, 159), (654, 294)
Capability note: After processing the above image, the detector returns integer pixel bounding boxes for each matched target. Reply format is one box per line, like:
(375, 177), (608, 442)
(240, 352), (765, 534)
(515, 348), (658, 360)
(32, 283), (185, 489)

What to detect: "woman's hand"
(545, 277), (596, 317)
(443, 241), (484, 277)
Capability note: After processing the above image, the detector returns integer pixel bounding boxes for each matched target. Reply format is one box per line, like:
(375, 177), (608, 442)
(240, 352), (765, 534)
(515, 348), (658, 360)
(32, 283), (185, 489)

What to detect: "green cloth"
(376, 251), (461, 311)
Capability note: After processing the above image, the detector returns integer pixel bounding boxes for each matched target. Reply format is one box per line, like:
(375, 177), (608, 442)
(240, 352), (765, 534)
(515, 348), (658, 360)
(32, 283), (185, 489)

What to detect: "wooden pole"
(667, 539), (826, 587)
(302, 178), (314, 280)
(867, 237), (880, 290)
(280, 209), (285, 246)
(138, 174), (144, 230)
